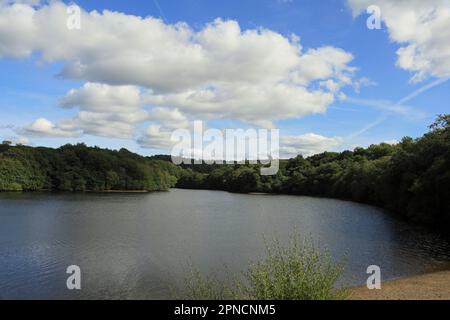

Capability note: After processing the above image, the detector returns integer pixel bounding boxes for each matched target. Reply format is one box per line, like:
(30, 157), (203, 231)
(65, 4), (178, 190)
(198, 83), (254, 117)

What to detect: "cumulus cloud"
(22, 118), (80, 137)
(21, 83), (150, 139)
(59, 83), (142, 113)
(0, 135), (31, 145)
(147, 107), (190, 129)
(383, 139), (399, 145)
(1, 2), (350, 93)
(280, 133), (343, 158)
(137, 123), (344, 159)
(0, 2), (356, 120)
(0, 1), (40, 4)
(61, 111), (149, 139)
(0, 1), (358, 153)
(348, 0), (450, 82)
(57, 83), (148, 138)
(137, 125), (174, 150)
(145, 83), (335, 127)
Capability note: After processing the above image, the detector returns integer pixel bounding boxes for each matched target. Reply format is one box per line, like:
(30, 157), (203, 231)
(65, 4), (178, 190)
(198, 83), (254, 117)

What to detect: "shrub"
(176, 235), (348, 300)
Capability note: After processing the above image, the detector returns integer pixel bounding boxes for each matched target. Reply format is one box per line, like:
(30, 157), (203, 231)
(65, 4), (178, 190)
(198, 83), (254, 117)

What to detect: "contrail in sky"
(346, 76), (449, 140)
(153, 0), (168, 23)
(396, 77), (450, 106)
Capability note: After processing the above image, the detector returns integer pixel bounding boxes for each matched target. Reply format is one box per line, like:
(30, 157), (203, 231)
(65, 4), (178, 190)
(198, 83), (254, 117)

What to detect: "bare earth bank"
(350, 270), (450, 300)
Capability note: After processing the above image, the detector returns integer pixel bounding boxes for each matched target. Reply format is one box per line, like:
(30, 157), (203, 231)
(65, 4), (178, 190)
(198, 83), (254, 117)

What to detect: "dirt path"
(350, 270), (450, 300)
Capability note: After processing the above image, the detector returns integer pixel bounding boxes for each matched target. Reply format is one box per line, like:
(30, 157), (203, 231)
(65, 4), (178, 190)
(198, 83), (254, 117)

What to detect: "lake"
(1, 189), (450, 299)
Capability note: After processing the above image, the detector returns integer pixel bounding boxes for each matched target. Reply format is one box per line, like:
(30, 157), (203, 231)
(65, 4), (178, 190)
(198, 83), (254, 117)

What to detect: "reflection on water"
(0, 189), (449, 299)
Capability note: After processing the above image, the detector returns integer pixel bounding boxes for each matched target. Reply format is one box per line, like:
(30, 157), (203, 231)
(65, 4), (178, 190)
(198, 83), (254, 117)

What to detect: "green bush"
(177, 236), (348, 300)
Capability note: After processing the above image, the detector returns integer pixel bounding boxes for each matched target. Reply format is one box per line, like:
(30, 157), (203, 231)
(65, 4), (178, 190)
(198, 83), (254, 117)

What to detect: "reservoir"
(0, 189), (449, 299)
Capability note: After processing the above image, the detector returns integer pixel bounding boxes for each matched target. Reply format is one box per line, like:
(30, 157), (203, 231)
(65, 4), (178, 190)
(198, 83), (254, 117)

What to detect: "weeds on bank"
(176, 235), (348, 300)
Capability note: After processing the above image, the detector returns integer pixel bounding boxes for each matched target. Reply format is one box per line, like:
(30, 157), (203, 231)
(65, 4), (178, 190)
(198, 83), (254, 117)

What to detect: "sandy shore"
(350, 270), (450, 300)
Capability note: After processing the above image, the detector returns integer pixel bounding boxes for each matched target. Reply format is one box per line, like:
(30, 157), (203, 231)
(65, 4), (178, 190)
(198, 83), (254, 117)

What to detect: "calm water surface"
(1, 189), (450, 299)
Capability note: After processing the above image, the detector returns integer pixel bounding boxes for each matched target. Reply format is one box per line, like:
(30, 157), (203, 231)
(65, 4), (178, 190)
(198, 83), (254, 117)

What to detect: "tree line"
(0, 143), (183, 192)
(176, 115), (450, 231)
(1, 114), (449, 231)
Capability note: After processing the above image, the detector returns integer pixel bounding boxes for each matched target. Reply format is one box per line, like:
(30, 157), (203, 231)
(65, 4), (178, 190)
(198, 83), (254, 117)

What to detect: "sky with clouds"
(0, 0), (449, 158)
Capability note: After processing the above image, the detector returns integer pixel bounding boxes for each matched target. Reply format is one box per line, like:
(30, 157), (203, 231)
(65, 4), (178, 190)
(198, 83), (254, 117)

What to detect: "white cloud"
(147, 107), (189, 129)
(12, 135), (30, 145)
(0, 1), (357, 128)
(352, 77), (376, 93)
(59, 83), (142, 113)
(348, 0), (450, 82)
(21, 83), (149, 139)
(383, 139), (398, 145)
(0, 1), (361, 154)
(22, 83), (150, 139)
(280, 133), (343, 158)
(137, 125), (174, 150)
(23, 118), (80, 137)
(137, 123), (344, 159)
(61, 110), (149, 139)
(0, 2), (36, 58)
(292, 46), (355, 85)
(1, 135), (31, 145)
(145, 83), (335, 127)
(0, 1), (40, 5)
(1, 3), (332, 93)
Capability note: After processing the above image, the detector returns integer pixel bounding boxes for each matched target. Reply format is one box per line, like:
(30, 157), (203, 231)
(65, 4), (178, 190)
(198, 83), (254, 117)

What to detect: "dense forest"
(0, 143), (183, 192)
(0, 114), (449, 230)
(176, 115), (450, 231)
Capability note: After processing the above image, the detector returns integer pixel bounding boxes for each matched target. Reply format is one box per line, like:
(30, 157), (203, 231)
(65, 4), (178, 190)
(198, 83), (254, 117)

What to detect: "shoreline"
(350, 270), (450, 300)
(92, 190), (149, 193)
(0, 189), (153, 194)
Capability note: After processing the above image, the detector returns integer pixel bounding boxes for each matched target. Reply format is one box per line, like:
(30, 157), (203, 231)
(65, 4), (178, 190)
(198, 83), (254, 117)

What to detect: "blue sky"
(0, 0), (449, 157)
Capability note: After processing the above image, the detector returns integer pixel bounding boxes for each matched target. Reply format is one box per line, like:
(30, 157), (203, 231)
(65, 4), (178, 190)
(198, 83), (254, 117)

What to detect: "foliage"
(176, 115), (450, 231)
(0, 143), (183, 192)
(177, 236), (348, 300)
(1, 115), (449, 230)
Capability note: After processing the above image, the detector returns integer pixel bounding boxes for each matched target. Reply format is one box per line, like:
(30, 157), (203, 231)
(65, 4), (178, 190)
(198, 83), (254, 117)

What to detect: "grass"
(175, 235), (349, 300)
